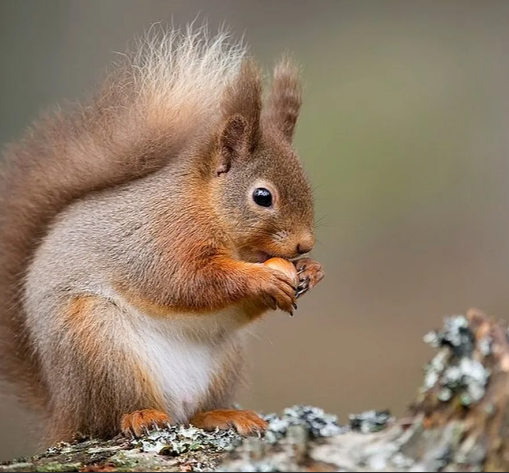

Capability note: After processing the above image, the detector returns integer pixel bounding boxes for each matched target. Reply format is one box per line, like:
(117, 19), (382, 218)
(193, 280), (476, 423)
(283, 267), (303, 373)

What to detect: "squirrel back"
(0, 27), (248, 409)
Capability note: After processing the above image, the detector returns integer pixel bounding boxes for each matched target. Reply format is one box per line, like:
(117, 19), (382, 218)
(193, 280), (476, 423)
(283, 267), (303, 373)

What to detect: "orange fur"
(190, 409), (268, 436)
(116, 285), (270, 326)
(116, 255), (296, 316)
(120, 409), (171, 438)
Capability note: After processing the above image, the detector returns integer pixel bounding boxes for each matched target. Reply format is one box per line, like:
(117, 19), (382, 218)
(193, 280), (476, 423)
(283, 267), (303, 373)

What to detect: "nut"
(263, 257), (298, 286)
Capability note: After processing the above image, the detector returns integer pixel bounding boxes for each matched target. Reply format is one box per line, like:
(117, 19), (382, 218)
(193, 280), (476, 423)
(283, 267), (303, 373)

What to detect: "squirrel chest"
(123, 302), (246, 422)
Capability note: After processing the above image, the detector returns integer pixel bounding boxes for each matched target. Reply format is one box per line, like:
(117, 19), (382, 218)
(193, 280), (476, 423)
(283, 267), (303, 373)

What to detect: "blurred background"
(2, 0), (509, 461)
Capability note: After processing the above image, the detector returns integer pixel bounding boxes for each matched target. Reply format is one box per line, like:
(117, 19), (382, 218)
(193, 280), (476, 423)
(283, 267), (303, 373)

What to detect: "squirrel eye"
(252, 187), (273, 207)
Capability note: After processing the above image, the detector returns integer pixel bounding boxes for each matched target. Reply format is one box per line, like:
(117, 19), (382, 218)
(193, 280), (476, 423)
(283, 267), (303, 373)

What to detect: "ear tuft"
(262, 57), (302, 142)
(217, 114), (249, 175)
(221, 59), (262, 148)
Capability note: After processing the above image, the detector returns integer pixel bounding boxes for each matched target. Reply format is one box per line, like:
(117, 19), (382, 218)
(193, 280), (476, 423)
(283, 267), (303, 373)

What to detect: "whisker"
(314, 213), (330, 226)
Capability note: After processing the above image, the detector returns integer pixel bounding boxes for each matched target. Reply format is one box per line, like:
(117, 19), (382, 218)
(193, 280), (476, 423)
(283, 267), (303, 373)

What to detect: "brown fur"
(0, 44), (203, 409)
(262, 57), (302, 141)
(45, 295), (167, 441)
(221, 60), (263, 149)
(0, 27), (323, 443)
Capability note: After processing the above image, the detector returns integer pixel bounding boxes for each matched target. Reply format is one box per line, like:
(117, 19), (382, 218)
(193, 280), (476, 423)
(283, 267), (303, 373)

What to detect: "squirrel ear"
(216, 114), (249, 175)
(221, 59), (262, 148)
(262, 57), (302, 142)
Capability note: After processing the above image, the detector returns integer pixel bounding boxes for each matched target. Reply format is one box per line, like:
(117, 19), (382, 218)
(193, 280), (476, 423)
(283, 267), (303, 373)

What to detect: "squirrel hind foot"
(120, 409), (171, 438)
(190, 409), (268, 436)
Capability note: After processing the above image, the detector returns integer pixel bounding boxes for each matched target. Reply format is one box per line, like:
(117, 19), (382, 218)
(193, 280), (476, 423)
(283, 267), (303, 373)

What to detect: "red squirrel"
(0, 26), (324, 443)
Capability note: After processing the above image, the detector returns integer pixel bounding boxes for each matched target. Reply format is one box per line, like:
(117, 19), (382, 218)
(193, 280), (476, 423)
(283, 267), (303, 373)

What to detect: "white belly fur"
(123, 304), (247, 422)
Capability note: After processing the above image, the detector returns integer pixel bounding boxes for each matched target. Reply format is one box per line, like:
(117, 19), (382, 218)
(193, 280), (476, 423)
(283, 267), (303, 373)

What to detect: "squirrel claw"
(190, 409), (268, 436)
(120, 409), (171, 438)
(296, 274), (310, 298)
(294, 259), (324, 299)
(298, 275), (310, 286)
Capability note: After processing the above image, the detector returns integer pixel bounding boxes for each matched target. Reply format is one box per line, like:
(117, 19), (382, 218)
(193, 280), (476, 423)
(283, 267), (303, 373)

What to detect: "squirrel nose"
(296, 234), (314, 255)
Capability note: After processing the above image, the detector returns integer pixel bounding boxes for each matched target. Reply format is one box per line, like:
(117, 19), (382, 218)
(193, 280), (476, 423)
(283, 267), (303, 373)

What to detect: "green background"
(2, 0), (509, 460)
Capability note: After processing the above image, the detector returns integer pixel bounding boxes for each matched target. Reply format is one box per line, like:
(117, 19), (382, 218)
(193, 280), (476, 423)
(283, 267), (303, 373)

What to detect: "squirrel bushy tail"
(0, 26), (247, 409)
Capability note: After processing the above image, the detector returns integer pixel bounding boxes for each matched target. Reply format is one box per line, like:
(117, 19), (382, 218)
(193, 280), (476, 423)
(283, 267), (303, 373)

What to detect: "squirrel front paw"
(257, 263), (297, 315)
(294, 258), (324, 298)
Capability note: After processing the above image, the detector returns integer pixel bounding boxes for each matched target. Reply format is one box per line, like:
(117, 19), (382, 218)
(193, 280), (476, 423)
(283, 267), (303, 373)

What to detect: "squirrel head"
(207, 59), (315, 263)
